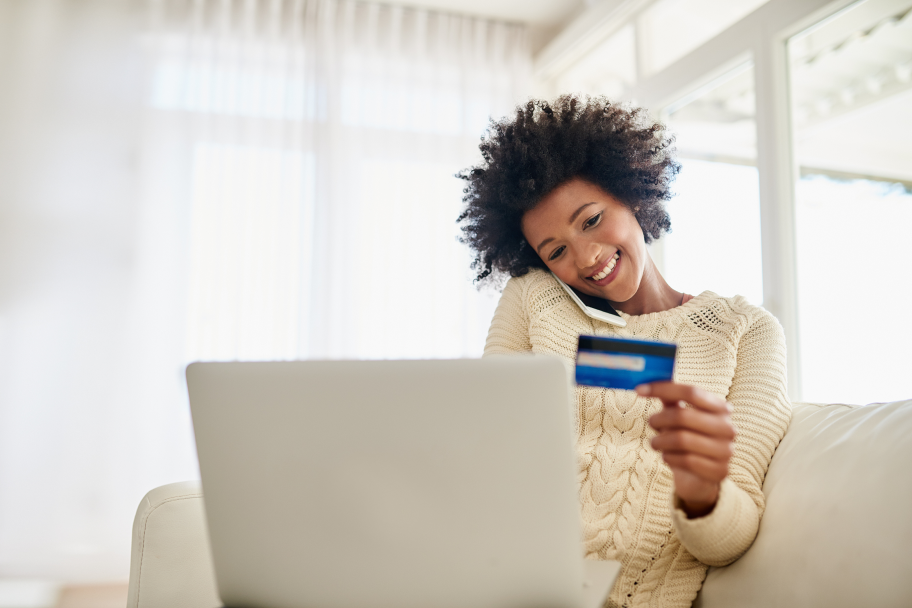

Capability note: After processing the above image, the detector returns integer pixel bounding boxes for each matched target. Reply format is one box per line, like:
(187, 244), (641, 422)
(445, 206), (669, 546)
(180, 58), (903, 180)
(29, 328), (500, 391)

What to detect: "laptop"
(187, 357), (621, 608)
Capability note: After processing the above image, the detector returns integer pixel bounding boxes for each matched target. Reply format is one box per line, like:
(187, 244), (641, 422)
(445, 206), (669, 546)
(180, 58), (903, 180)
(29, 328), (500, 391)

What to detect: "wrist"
(675, 487), (720, 519)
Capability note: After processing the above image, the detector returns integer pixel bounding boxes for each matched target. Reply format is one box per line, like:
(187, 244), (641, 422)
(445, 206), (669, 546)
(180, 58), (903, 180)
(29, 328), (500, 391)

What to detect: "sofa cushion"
(696, 400), (912, 607)
(127, 480), (220, 608)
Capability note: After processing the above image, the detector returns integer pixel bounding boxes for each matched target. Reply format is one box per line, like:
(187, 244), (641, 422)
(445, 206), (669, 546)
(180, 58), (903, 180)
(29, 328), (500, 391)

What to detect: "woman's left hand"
(637, 382), (736, 519)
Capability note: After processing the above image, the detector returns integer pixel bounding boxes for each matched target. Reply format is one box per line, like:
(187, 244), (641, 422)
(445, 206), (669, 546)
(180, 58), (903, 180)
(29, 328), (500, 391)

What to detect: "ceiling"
(376, 0), (582, 24)
(375, 0), (585, 50)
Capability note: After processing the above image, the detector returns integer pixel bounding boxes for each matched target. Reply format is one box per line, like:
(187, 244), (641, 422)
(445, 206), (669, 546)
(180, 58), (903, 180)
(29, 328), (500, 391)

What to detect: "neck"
(610, 253), (683, 316)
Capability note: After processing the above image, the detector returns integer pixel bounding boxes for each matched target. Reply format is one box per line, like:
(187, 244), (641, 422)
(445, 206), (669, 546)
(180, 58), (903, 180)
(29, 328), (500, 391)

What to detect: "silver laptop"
(187, 357), (621, 608)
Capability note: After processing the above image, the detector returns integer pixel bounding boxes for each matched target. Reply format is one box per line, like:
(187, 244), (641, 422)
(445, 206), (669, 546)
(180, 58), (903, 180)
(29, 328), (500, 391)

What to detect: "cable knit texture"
(484, 270), (791, 608)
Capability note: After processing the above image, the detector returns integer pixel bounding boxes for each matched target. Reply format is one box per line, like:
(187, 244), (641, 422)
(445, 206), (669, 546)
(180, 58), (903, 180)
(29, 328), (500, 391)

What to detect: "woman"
(457, 96), (791, 608)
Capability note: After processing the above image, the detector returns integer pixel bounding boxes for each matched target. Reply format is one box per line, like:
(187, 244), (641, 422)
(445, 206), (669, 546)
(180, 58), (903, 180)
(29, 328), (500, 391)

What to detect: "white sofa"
(127, 400), (912, 608)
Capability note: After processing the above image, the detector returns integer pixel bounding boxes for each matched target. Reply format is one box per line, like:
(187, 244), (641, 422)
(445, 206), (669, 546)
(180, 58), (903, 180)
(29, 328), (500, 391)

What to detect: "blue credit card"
(575, 335), (677, 390)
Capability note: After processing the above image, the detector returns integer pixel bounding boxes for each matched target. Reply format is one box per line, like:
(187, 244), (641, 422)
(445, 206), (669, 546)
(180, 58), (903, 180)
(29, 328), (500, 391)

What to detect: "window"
(553, 0), (912, 399)
(660, 63), (763, 304)
(789, 0), (912, 403)
(662, 159), (764, 304)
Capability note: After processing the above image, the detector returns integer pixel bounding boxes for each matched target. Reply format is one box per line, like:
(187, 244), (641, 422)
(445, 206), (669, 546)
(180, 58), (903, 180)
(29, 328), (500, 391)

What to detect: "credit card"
(575, 335), (677, 390)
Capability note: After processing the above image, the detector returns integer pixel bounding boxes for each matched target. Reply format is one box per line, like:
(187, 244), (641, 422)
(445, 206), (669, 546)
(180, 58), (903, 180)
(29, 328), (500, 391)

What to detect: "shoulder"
(682, 292), (784, 352)
(501, 269), (569, 317)
(724, 295), (785, 347)
(502, 268), (556, 296)
(492, 268), (568, 328)
(496, 269), (594, 356)
(687, 291), (761, 316)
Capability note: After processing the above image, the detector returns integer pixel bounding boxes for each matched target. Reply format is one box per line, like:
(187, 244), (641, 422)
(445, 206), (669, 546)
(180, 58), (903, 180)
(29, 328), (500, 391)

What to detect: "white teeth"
(591, 256), (618, 281)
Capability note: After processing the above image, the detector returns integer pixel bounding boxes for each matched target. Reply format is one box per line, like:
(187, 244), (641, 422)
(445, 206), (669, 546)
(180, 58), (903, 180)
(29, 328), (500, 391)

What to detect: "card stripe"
(577, 336), (677, 358)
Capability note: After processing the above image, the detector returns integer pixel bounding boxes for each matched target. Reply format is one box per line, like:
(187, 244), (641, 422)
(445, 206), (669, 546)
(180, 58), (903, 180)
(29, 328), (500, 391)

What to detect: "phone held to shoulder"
(551, 272), (627, 328)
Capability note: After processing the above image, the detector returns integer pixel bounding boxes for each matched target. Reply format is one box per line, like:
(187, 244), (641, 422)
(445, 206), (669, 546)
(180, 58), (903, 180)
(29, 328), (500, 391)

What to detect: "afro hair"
(457, 95), (680, 285)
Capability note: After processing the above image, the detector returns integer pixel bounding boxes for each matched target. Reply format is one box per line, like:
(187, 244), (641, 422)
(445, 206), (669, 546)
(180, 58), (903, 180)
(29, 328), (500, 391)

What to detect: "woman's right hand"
(638, 382), (736, 519)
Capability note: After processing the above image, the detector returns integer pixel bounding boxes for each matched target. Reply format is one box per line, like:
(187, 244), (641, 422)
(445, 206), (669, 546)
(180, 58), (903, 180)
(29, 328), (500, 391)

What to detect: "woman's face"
(521, 178), (647, 304)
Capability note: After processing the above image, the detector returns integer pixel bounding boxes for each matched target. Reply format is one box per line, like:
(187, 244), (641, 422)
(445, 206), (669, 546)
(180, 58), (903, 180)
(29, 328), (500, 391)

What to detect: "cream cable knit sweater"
(483, 270), (791, 608)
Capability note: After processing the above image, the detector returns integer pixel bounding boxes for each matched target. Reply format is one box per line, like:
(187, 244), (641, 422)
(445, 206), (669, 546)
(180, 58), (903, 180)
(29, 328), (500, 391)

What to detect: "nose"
(571, 240), (600, 270)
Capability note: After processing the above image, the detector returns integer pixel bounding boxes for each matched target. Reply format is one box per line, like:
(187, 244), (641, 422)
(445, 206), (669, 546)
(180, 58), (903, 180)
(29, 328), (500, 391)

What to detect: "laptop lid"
(187, 357), (617, 608)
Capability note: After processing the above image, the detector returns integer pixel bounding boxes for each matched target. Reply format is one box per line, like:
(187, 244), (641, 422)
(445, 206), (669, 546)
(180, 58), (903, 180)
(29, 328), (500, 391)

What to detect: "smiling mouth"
(587, 252), (620, 282)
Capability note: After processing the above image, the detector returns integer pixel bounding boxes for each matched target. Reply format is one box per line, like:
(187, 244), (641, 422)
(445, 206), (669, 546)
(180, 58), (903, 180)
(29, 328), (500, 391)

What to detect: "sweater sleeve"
(670, 311), (792, 566)
(483, 277), (533, 356)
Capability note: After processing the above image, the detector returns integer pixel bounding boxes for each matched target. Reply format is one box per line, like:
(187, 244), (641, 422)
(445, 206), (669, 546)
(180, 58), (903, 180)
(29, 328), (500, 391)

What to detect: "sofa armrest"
(127, 481), (221, 608)
(696, 400), (912, 607)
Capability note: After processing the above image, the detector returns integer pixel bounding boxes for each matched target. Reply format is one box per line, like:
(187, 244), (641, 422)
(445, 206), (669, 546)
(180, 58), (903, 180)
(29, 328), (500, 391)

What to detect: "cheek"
(598, 218), (646, 267)
(545, 253), (580, 285)
(595, 219), (632, 248)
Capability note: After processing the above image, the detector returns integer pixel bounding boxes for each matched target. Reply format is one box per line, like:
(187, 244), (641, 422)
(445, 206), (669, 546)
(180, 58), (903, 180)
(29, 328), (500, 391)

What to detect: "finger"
(662, 452), (730, 482)
(635, 382), (731, 414)
(649, 407), (736, 440)
(651, 430), (734, 460)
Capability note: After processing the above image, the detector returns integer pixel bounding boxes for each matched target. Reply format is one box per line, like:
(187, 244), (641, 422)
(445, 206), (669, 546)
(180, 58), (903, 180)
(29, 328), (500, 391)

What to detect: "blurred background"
(0, 0), (909, 605)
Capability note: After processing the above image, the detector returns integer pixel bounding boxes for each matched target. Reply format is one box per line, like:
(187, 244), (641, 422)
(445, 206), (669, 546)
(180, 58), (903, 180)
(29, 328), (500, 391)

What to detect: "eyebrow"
(569, 202), (597, 224)
(535, 202), (598, 255)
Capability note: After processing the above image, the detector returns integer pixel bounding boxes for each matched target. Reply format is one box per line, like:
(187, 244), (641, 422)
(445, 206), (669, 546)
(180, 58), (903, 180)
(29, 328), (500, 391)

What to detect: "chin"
(603, 282), (637, 304)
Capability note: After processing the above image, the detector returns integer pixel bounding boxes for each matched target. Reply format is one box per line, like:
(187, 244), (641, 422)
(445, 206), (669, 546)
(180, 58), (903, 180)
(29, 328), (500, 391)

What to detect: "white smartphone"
(551, 272), (627, 328)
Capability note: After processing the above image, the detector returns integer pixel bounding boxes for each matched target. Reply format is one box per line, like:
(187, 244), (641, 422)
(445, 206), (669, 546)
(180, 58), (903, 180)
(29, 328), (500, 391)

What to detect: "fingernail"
(635, 384), (651, 396)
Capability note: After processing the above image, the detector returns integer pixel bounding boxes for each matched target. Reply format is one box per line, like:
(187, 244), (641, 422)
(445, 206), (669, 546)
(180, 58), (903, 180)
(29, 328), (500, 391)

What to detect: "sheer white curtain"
(0, 0), (531, 583)
(146, 0), (529, 362)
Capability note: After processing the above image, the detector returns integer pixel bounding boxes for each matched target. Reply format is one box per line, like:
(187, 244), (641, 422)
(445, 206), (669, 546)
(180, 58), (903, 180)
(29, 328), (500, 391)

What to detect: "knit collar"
(615, 290), (719, 327)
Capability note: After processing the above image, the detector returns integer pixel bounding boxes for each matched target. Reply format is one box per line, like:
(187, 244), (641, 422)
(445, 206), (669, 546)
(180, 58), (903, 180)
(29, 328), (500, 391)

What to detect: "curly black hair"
(457, 95), (680, 285)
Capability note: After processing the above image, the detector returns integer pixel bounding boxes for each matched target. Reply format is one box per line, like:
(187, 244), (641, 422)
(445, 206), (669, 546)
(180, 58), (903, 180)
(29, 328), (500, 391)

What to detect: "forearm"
(671, 477), (760, 566)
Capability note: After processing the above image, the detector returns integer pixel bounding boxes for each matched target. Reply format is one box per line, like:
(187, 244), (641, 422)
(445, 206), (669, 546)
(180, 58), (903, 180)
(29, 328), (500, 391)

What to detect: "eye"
(584, 212), (602, 229)
(548, 245), (565, 261)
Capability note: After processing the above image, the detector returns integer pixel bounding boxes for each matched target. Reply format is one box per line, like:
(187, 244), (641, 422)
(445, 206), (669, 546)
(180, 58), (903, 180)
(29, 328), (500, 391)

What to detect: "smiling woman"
(521, 178), (685, 315)
(457, 97), (676, 286)
(458, 95), (792, 608)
